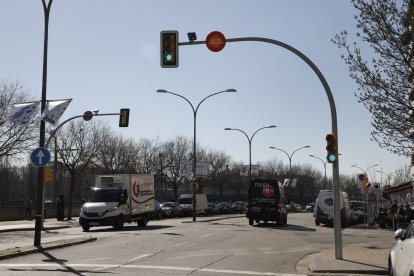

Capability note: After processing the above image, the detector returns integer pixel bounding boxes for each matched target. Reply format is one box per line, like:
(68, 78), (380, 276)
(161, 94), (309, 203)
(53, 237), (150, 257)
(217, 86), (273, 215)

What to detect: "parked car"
(217, 202), (232, 214)
(161, 202), (182, 218)
(149, 200), (162, 220)
(205, 203), (219, 216)
(231, 201), (244, 213)
(349, 200), (365, 224)
(305, 202), (314, 213)
(389, 220), (414, 276)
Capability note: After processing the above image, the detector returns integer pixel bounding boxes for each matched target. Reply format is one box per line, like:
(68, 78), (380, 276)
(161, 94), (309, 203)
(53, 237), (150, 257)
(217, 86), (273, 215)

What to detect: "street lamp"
(309, 154), (327, 186)
(351, 163), (379, 175)
(156, 88), (237, 222)
(224, 125), (276, 182)
(269, 145), (311, 174)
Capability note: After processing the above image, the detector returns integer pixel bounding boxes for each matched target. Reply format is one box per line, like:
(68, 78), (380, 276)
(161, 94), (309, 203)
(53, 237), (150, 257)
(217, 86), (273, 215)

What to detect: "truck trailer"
(79, 174), (155, 232)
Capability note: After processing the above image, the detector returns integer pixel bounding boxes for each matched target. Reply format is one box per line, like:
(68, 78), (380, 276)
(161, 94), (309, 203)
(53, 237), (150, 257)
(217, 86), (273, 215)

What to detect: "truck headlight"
(107, 206), (118, 212)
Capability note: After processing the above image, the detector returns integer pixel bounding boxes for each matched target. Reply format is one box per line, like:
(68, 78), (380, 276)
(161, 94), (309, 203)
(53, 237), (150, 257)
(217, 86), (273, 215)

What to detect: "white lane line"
(174, 241), (189, 247)
(131, 254), (150, 261)
(0, 263), (305, 275)
(200, 233), (212, 238)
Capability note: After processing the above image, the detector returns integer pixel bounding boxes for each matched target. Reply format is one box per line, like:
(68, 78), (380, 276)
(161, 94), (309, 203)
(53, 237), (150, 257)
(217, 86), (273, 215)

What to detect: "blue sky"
(0, 0), (409, 182)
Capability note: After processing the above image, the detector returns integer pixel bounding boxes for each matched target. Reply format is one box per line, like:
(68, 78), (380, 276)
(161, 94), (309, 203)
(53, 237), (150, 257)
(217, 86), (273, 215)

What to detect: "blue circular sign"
(30, 147), (51, 167)
(358, 174), (366, 181)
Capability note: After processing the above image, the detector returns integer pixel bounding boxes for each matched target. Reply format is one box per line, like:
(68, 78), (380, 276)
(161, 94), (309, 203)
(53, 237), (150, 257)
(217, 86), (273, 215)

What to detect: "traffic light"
(364, 174), (370, 188)
(160, 31), (179, 68)
(119, 108), (130, 127)
(325, 134), (338, 163)
(43, 167), (53, 184)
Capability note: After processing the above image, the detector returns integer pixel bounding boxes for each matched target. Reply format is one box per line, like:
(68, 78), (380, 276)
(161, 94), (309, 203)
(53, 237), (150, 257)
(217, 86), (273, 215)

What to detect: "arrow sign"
(31, 147), (51, 167)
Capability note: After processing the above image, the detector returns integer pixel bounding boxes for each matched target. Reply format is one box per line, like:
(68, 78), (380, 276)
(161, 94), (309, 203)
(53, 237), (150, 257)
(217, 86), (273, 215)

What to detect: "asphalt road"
(0, 213), (395, 275)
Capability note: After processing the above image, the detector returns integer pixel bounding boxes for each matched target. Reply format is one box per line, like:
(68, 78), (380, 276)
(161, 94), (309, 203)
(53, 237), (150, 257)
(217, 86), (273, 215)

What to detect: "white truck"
(79, 174), (155, 232)
(177, 194), (208, 216)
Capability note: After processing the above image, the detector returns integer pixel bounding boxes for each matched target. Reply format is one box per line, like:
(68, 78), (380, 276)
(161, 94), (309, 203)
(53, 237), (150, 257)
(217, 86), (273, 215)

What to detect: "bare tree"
(206, 150), (231, 199)
(95, 132), (138, 174)
(332, 0), (413, 157)
(55, 120), (105, 219)
(162, 136), (191, 199)
(0, 80), (38, 160)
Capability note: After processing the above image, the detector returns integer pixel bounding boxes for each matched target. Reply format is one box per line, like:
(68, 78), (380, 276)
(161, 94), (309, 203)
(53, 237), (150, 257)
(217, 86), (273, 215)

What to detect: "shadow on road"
(84, 225), (173, 233)
(255, 223), (316, 232)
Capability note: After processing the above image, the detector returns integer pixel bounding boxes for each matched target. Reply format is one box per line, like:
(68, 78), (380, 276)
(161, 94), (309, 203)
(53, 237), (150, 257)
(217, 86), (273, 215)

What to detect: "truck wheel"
(249, 218), (254, 225)
(114, 216), (124, 229)
(137, 215), (148, 227)
(315, 219), (320, 226)
(82, 224), (90, 232)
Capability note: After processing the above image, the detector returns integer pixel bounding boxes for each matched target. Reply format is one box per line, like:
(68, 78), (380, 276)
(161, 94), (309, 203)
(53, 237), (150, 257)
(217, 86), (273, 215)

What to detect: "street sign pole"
(177, 35), (342, 259)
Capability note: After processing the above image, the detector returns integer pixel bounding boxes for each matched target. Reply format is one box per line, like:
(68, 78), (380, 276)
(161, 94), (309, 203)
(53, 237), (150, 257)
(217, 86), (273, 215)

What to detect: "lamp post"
(351, 163), (378, 226)
(156, 88), (237, 222)
(224, 125), (276, 182)
(309, 154), (327, 186)
(269, 145), (310, 204)
(269, 146), (311, 174)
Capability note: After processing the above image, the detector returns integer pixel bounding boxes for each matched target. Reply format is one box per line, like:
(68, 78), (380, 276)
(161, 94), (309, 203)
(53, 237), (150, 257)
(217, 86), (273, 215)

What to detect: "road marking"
(174, 241), (189, 247)
(200, 233), (212, 238)
(131, 254), (150, 261)
(0, 263), (306, 275)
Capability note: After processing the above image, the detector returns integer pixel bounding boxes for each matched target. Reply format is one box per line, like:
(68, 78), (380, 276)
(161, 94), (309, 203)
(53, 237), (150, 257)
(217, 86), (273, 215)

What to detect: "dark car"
(205, 203), (219, 216)
(217, 202), (232, 214)
(231, 201), (245, 213)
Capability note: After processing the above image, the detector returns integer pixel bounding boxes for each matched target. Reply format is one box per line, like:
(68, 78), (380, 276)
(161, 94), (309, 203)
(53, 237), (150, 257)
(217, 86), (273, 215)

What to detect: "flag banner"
(283, 179), (290, 187)
(7, 102), (40, 125)
(41, 99), (72, 125)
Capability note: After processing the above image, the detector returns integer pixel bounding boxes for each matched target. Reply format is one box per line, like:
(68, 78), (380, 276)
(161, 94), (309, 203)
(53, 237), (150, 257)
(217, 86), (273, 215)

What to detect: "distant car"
(150, 200), (162, 220)
(350, 200), (365, 224)
(294, 203), (301, 212)
(161, 202), (182, 218)
(231, 202), (244, 213)
(306, 203), (314, 213)
(205, 203), (219, 215)
(217, 202), (231, 214)
(389, 220), (414, 276)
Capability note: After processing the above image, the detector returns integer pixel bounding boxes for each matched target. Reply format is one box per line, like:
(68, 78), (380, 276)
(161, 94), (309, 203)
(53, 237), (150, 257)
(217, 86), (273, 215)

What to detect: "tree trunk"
(67, 173), (75, 220)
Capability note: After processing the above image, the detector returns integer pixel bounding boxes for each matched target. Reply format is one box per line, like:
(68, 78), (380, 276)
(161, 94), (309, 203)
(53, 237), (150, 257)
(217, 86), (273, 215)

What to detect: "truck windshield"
(88, 189), (120, 203)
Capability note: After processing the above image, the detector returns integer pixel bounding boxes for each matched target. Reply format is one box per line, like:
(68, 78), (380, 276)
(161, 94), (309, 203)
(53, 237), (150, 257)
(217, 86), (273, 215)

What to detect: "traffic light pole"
(179, 36), (342, 259)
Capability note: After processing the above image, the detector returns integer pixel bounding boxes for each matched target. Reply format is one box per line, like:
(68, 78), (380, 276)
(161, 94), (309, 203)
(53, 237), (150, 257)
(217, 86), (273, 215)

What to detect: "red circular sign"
(206, 31), (226, 52)
(262, 185), (275, 198)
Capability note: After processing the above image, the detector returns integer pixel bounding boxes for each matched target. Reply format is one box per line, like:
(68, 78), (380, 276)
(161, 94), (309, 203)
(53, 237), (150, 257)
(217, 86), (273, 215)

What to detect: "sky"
(0, 0), (410, 183)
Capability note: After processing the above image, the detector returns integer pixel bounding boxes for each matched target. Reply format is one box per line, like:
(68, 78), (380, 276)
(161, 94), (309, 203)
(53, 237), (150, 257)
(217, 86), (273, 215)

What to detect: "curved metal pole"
(310, 155), (327, 186)
(180, 36), (341, 259)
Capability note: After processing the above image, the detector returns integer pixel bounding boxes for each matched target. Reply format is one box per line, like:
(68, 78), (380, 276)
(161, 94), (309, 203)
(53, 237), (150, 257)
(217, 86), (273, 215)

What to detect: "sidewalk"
(0, 218), (391, 275)
(0, 218), (96, 260)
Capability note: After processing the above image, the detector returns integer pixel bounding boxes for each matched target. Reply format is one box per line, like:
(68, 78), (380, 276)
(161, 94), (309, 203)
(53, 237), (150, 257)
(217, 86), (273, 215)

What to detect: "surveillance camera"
(187, 32), (197, 42)
(93, 109), (99, 114)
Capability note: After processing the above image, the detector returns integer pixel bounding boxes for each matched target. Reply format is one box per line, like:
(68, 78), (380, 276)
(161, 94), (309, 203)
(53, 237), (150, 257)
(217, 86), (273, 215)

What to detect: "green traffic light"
(165, 54), (173, 62)
(327, 154), (336, 162)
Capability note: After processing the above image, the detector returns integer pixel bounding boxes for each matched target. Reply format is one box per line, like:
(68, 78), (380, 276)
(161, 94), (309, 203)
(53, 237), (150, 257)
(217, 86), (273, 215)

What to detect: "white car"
(389, 220), (414, 276)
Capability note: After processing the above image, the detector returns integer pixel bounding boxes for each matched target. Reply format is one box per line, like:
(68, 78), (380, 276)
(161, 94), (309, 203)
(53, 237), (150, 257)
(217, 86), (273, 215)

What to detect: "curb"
(0, 236), (97, 260)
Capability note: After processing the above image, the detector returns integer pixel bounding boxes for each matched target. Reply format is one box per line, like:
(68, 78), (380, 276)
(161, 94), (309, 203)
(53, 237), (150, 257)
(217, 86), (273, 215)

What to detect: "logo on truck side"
(262, 184), (275, 198)
(132, 179), (154, 204)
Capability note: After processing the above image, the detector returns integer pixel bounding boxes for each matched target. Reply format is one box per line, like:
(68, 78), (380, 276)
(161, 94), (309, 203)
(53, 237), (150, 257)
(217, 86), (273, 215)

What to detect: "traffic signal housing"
(119, 108), (130, 127)
(43, 167), (53, 184)
(363, 174), (370, 189)
(160, 31), (179, 68)
(325, 133), (338, 163)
